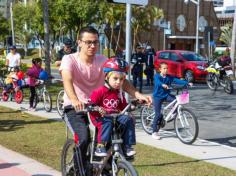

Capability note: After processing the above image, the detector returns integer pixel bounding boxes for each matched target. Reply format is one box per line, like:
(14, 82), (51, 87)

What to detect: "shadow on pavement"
(206, 136), (236, 148)
(0, 162), (19, 169)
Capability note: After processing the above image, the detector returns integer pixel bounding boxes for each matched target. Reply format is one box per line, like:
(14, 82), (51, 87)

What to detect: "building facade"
(140, 0), (220, 55)
(0, 0), (10, 18)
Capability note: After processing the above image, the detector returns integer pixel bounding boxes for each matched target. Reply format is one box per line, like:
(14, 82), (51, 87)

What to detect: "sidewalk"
(0, 100), (236, 175)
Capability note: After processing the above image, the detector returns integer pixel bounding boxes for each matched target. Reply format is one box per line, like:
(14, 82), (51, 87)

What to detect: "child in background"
(152, 62), (192, 140)
(3, 66), (19, 94)
(26, 58), (43, 111)
(89, 58), (136, 157)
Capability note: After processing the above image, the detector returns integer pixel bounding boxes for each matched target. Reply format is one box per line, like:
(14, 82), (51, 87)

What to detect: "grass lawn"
(0, 106), (236, 176)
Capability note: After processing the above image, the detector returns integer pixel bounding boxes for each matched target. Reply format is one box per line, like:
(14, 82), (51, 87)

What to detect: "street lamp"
(184, 0), (200, 54)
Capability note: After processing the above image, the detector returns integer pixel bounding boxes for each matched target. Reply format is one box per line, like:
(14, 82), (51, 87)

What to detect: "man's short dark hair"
(78, 26), (99, 40)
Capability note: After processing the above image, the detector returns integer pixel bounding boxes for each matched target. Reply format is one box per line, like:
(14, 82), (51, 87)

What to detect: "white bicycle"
(140, 86), (199, 144)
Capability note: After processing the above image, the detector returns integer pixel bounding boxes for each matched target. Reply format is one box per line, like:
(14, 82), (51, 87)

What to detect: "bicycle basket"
(176, 93), (189, 104)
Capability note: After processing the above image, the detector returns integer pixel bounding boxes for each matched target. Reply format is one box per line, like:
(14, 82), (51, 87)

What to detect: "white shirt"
(6, 52), (21, 67)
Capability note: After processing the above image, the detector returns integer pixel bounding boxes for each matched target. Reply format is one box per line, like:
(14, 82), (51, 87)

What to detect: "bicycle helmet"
(103, 57), (129, 74)
(39, 70), (49, 80)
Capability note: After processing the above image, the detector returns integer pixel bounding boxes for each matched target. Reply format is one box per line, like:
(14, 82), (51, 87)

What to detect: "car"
(154, 50), (208, 82)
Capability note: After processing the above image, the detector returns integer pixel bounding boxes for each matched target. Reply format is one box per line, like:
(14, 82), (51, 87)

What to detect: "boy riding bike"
(89, 58), (136, 157)
(152, 62), (192, 140)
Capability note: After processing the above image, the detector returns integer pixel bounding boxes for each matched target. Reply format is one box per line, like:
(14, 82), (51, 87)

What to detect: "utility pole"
(10, 1), (15, 45)
(230, 6), (236, 77)
(42, 0), (51, 77)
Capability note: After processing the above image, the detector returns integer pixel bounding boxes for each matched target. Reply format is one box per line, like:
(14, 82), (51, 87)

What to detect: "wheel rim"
(141, 107), (154, 134)
(15, 90), (23, 103)
(57, 90), (64, 116)
(62, 142), (76, 176)
(224, 79), (233, 94)
(43, 91), (52, 111)
(175, 110), (198, 144)
(185, 71), (193, 82)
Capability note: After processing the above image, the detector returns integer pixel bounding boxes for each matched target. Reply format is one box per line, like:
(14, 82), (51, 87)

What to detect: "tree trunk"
(42, 0), (51, 78)
(230, 8), (236, 78)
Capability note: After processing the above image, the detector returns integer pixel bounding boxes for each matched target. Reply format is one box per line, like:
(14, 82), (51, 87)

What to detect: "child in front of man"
(89, 58), (136, 157)
(152, 62), (192, 140)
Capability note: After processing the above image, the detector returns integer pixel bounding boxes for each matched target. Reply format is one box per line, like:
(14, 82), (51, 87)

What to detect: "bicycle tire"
(15, 89), (23, 104)
(43, 90), (52, 112)
(224, 78), (234, 94)
(174, 108), (199, 144)
(140, 106), (154, 135)
(206, 73), (218, 90)
(56, 89), (64, 116)
(32, 94), (39, 109)
(116, 160), (138, 176)
(61, 139), (77, 176)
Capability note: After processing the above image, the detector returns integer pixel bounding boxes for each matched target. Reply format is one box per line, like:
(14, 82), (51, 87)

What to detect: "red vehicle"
(154, 50), (208, 82)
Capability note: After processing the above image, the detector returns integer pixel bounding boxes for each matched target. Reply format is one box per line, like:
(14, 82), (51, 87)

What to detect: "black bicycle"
(61, 101), (139, 176)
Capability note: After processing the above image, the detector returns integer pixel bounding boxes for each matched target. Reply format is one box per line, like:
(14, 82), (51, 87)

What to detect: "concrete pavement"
(0, 100), (236, 175)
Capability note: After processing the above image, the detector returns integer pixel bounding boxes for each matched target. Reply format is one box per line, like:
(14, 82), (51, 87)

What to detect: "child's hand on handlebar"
(188, 82), (193, 87)
(162, 84), (169, 89)
(98, 107), (106, 117)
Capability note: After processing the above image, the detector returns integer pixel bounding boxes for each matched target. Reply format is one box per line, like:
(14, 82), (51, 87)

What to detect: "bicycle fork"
(177, 106), (190, 128)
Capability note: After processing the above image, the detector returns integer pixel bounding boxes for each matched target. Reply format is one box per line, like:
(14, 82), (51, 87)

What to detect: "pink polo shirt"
(59, 53), (107, 106)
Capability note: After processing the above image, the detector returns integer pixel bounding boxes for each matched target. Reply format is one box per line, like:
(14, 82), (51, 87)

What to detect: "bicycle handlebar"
(64, 99), (143, 116)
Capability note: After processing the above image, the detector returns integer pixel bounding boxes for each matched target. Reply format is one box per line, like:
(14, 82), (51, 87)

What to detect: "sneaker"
(28, 107), (36, 112)
(152, 132), (161, 140)
(126, 147), (136, 157)
(95, 146), (107, 157)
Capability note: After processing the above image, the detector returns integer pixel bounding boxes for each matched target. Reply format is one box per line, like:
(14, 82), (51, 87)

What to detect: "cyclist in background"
(89, 58), (136, 157)
(6, 45), (21, 69)
(60, 26), (152, 172)
(152, 62), (192, 140)
(26, 58), (43, 111)
(55, 38), (76, 67)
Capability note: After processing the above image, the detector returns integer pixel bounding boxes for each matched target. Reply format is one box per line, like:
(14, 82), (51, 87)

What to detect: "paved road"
(135, 82), (236, 148)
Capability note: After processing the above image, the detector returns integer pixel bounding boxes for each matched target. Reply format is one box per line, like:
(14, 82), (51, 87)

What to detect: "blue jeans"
(96, 115), (136, 147)
(152, 95), (176, 133)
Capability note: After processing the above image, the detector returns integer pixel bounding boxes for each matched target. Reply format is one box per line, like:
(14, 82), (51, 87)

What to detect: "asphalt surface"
(134, 82), (236, 148)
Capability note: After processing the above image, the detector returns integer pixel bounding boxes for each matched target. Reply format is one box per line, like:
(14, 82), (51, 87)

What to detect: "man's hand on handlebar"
(71, 99), (84, 112)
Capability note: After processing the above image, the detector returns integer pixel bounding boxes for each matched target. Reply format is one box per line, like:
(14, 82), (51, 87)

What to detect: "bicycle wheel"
(116, 160), (138, 176)
(174, 108), (199, 144)
(14, 89), (23, 104)
(206, 73), (218, 90)
(32, 94), (39, 109)
(61, 139), (77, 176)
(140, 106), (154, 135)
(223, 78), (234, 94)
(43, 90), (52, 112)
(56, 89), (64, 116)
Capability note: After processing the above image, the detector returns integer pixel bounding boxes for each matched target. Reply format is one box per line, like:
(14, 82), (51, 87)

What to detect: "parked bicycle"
(32, 79), (52, 112)
(61, 100), (139, 176)
(140, 86), (199, 144)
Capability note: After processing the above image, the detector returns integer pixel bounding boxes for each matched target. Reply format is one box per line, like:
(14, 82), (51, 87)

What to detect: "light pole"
(10, 2), (15, 45)
(184, 0), (200, 54)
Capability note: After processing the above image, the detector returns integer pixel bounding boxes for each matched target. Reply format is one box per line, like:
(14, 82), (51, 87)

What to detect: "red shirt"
(89, 85), (127, 123)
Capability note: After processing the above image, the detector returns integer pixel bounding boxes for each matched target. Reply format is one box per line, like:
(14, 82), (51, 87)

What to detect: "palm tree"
(219, 24), (232, 46)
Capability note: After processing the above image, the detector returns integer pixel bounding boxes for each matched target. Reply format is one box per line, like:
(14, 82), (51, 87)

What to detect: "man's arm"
(61, 69), (83, 111)
(122, 79), (152, 105)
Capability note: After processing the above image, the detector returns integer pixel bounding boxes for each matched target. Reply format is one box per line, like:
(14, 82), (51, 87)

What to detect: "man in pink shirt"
(60, 26), (152, 174)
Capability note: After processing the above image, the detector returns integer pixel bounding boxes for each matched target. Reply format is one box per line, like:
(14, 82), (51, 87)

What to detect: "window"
(170, 53), (179, 61)
(159, 52), (169, 60)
